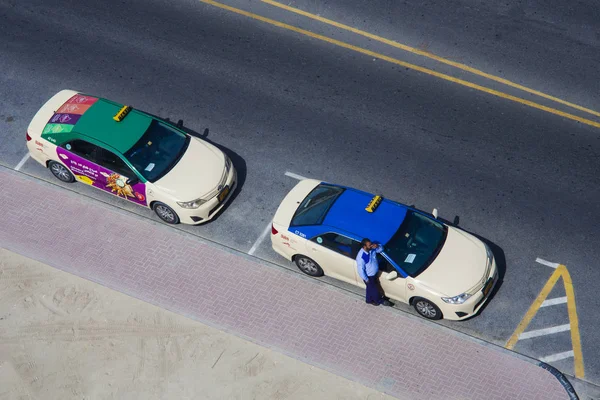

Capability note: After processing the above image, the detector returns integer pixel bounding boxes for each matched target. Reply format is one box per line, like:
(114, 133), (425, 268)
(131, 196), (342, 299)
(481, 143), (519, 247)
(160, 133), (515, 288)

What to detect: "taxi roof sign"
(365, 195), (383, 213)
(113, 105), (132, 122)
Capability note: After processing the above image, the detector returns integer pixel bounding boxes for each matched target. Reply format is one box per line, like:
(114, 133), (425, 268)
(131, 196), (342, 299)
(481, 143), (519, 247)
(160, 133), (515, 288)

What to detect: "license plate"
(482, 278), (494, 297)
(218, 186), (230, 202)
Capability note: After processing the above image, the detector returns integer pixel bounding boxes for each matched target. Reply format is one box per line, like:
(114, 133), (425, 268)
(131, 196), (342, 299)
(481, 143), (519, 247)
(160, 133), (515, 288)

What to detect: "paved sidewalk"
(0, 168), (568, 400)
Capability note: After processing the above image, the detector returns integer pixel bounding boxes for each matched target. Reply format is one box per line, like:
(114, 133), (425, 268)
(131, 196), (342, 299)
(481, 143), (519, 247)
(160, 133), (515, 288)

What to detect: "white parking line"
(540, 296), (568, 307)
(536, 257), (560, 268)
(14, 153), (30, 171)
(284, 171), (308, 180)
(540, 350), (574, 363)
(248, 222), (272, 255)
(519, 324), (571, 340)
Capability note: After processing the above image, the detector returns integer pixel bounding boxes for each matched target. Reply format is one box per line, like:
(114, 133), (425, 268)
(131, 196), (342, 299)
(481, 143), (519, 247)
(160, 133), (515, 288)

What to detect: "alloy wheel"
(416, 300), (438, 319)
(51, 162), (73, 182)
(297, 257), (318, 275)
(155, 204), (176, 223)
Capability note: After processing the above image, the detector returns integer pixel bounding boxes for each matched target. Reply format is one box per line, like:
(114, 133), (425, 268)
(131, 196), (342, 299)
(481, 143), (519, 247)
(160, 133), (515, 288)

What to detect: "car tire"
(48, 161), (75, 183)
(294, 255), (324, 277)
(153, 202), (180, 224)
(413, 297), (443, 320)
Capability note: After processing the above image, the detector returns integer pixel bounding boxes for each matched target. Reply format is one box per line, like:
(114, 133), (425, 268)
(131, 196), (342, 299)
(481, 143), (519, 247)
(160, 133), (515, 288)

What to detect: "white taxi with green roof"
(26, 90), (236, 224)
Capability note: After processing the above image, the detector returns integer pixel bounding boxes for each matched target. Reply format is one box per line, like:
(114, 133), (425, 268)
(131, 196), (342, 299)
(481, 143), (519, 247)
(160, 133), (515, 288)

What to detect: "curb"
(538, 362), (579, 400)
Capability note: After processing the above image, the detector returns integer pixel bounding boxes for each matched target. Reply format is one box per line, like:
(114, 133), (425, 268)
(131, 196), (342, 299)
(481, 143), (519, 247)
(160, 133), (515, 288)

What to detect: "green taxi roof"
(73, 99), (152, 153)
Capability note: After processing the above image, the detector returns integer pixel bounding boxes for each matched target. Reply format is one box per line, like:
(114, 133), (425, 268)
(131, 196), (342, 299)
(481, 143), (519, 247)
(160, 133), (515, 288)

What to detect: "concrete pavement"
(0, 167), (572, 399)
(0, 248), (397, 400)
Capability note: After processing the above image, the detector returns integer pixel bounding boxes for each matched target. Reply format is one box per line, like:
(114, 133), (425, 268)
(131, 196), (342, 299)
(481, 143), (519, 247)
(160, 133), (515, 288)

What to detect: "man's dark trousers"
(365, 275), (383, 304)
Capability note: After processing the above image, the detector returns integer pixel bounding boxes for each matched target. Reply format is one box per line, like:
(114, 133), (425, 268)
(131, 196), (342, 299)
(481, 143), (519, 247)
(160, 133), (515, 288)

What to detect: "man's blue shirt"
(356, 245), (383, 282)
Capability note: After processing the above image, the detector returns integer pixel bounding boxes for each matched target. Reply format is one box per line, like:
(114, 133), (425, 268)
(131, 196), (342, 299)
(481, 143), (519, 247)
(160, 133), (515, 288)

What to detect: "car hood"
(152, 137), (226, 201)
(415, 227), (487, 297)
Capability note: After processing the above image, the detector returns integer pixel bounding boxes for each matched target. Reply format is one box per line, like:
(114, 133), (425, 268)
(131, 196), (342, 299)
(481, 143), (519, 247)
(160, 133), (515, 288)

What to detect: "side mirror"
(385, 271), (398, 281)
(177, 119), (184, 128)
(127, 177), (139, 186)
(432, 208), (438, 219)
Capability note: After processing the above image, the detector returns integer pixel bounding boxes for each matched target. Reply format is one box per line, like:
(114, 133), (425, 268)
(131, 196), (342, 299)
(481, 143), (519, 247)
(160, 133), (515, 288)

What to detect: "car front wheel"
(153, 202), (180, 224)
(48, 161), (75, 183)
(413, 297), (443, 320)
(294, 255), (324, 277)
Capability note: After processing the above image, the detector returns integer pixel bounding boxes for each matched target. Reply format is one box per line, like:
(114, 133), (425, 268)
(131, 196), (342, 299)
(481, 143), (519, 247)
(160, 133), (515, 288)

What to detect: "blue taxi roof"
(322, 187), (407, 244)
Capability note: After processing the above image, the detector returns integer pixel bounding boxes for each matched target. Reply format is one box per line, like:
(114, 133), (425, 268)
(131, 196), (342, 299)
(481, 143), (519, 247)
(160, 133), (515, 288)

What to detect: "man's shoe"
(382, 300), (394, 307)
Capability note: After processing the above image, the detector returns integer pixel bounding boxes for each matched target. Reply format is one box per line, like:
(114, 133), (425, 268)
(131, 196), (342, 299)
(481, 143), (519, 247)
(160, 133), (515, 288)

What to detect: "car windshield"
(291, 184), (345, 226)
(384, 210), (447, 277)
(124, 120), (189, 182)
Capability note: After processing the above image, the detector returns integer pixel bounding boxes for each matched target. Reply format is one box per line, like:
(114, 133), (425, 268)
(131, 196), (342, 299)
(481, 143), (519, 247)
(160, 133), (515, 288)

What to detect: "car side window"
(350, 241), (362, 259)
(96, 148), (133, 177)
(63, 140), (100, 162)
(377, 253), (395, 274)
(312, 233), (360, 259)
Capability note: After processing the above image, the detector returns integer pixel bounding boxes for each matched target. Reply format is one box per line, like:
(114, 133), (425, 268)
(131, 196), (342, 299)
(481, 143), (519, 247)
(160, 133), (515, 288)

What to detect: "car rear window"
(291, 184), (345, 227)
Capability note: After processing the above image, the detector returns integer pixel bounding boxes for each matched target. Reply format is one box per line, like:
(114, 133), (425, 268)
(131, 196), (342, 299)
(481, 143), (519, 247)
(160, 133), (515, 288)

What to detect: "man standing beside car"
(356, 238), (393, 307)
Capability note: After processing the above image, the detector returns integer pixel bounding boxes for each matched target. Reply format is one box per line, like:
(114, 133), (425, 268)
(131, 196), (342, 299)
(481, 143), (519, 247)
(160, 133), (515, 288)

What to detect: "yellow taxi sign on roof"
(113, 105), (132, 122)
(365, 195), (383, 213)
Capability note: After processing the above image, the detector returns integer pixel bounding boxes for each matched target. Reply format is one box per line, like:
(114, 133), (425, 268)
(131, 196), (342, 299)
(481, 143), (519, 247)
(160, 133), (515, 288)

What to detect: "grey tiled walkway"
(0, 168), (568, 400)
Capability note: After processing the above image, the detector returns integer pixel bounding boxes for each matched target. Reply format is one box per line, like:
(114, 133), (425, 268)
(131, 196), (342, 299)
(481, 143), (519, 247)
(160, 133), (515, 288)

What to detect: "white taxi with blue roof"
(271, 179), (498, 321)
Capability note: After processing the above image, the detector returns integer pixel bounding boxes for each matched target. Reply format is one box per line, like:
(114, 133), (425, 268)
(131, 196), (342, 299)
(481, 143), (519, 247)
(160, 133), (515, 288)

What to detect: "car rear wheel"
(48, 161), (75, 183)
(295, 255), (324, 277)
(413, 297), (443, 320)
(153, 202), (180, 224)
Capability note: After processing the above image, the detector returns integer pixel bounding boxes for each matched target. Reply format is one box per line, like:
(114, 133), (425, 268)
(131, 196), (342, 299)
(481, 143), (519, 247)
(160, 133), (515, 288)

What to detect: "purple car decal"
(56, 147), (147, 206)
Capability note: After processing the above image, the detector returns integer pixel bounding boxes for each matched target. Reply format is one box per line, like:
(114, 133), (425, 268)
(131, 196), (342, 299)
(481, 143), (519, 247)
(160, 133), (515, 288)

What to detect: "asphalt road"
(1, 0), (599, 386)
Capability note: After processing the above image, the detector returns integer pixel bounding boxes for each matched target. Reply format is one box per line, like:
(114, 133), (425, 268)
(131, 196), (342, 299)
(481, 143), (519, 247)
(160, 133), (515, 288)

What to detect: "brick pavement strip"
(0, 168), (569, 400)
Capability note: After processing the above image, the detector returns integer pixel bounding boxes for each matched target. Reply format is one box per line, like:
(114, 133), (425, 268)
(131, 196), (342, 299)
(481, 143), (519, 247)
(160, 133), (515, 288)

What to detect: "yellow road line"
(201, 0), (600, 129)
(263, 0), (600, 119)
(505, 266), (562, 349)
(505, 265), (584, 379)
(562, 266), (584, 378)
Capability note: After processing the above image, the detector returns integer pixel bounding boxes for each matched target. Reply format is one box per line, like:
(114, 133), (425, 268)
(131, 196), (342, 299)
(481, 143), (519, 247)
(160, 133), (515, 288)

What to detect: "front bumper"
(176, 166), (237, 225)
(439, 257), (498, 321)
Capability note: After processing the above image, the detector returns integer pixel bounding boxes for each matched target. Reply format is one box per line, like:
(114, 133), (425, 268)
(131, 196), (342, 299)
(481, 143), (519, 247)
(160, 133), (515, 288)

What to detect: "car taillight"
(26, 132), (32, 141)
(271, 224), (278, 235)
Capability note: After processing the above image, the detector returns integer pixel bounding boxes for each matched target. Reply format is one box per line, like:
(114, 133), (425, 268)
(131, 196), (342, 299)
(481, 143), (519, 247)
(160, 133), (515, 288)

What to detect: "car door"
(94, 148), (148, 206)
(57, 140), (147, 206)
(306, 233), (360, 286)
(376, 253), (407, 304)
(57, 139), (103, 185)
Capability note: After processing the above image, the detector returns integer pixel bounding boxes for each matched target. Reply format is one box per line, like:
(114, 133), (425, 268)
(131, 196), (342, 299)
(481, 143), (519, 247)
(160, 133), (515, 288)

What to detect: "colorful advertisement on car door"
(56, 147), (147, 206)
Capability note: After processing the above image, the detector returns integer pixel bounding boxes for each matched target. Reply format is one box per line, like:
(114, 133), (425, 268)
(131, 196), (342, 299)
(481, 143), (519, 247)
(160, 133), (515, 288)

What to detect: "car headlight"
(442, 293), (472, 304)
(177, 198), (207, 209)
(224, 156), (232, 173)
(485, 244), (494, 268)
